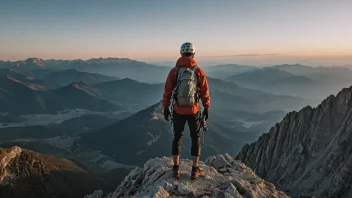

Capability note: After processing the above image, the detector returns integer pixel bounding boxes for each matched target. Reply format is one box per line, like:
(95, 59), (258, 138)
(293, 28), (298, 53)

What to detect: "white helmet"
(180, 42), (196, 54)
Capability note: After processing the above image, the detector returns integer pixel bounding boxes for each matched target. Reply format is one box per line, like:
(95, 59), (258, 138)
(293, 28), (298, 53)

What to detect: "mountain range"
(1, 57), (352, 197)
(3, 57), (352, 101)
(0, 58), (170, 83)
(227, 64), (352, 100)
(227, 67), (312, 85)
(208, 77), (311, 113)
(0, 61), (311, 137)
(2, 84), (352, 198)
(41, 69), (119, 88)
(0, 76), (122, 114)
(203, 64), (256, 79)
(1, 66), (120, 89)
(272, 64), (352, 81)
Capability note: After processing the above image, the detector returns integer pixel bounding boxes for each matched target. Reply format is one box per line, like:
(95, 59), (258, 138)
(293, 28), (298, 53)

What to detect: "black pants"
(172, 111), (201, 156)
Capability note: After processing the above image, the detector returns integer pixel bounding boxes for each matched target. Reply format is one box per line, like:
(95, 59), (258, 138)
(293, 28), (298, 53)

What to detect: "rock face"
(0, 146), (106, 198)
(85, 154), (288, 198)
(236, 86), (352, 198)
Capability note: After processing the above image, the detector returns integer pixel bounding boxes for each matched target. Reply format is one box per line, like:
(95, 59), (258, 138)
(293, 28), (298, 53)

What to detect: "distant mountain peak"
(85, 154), (288, 198)
(94, 78), (152, 90)
(86, 57), (136, 64)
(119, 77), (140, 83)
(13, 57), (46, 69)
(25, 57), (45, 66)
(25, 57), (44, 62)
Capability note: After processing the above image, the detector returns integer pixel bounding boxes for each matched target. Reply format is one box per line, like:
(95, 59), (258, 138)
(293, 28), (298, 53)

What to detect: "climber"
(163, 42), (210, 180)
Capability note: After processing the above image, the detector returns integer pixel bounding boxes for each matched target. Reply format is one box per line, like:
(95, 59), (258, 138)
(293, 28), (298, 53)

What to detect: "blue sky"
(0, 0), (351, 65)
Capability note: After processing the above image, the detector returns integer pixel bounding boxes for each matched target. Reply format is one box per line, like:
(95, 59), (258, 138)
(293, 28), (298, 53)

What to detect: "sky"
(0, 0), (351, 66)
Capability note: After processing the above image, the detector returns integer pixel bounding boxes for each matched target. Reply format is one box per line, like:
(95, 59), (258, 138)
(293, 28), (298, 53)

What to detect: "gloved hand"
(202, 108), (209, 121)
(164, 108), (171, 121)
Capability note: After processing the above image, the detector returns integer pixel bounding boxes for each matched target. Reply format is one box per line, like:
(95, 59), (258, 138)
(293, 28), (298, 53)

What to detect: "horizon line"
(1, 57), (352, 68)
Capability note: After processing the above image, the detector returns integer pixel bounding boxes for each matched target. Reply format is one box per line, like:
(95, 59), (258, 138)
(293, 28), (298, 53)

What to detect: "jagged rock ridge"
(236, 86), (352, 198)
(85, 154), (288, 198)
(0, 146), (106, 198)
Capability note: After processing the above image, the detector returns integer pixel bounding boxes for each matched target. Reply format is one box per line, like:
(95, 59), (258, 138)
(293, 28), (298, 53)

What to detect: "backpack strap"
(192, 65), (201, 87)
(193, 65), (201, 101)
(174, 66), (180, 89)
(171, 66), (181, 103)
(191, 65), (198, 71)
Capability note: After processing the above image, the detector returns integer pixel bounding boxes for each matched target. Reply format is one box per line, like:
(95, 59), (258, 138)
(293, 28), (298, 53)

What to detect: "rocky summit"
(85, 154), (288, 198)
(236, 86), (352, 198)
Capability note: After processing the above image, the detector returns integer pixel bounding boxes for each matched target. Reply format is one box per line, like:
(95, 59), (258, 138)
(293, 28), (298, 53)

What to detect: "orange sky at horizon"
(1, 1), (351, 66)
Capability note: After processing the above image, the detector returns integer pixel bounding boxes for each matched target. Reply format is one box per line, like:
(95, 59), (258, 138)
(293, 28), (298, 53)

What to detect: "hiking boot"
(191, 166), (205, 180)
(173, 165), (180, 179)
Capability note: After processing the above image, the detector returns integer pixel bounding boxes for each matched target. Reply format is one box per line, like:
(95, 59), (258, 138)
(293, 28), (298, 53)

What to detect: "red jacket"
(163, 56), (210, 115)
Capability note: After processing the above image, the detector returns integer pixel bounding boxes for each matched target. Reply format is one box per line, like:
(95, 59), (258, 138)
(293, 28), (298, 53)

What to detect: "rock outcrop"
(85, 154), (288, 198)
(236, 86), (352, 198)
(0, 146), (107, 198)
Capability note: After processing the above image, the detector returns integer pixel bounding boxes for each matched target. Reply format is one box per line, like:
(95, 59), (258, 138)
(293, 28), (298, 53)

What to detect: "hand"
(164, 108), (171, 121)
(202, 108), (209, 121)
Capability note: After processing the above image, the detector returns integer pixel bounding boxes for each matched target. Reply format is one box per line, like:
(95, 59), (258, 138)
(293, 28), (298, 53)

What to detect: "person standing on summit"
(163, 42), (210, 180)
